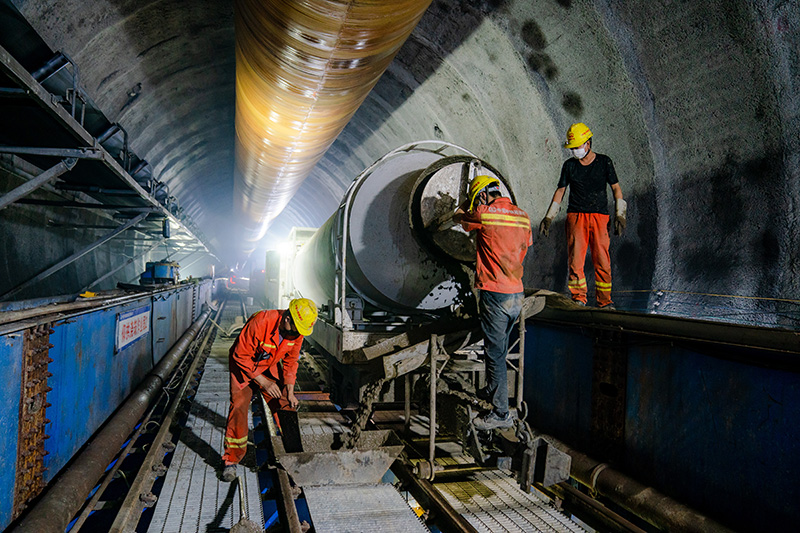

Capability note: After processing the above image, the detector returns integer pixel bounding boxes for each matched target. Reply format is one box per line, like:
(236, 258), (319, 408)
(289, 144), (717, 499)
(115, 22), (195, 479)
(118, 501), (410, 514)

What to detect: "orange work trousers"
(566, 213), (613, 307)
(222, 362), (293, 465)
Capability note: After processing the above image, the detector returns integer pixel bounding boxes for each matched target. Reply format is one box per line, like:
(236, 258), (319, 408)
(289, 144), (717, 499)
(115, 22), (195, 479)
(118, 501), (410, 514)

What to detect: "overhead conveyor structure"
(0, 29), (215, 301)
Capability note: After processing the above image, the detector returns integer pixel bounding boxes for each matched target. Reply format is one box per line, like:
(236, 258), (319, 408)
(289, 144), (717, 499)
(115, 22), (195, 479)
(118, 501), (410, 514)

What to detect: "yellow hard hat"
(468, 175), (500, 210)
(288, 298), (317, 336)
(564, 122), (593, 149)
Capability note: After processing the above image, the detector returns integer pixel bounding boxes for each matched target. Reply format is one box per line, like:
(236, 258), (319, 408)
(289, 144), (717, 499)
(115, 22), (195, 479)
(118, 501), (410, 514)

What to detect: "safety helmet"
(468, 175), (501, 210)
(288, 298), (317, 336)
(564, 123), (593, 149)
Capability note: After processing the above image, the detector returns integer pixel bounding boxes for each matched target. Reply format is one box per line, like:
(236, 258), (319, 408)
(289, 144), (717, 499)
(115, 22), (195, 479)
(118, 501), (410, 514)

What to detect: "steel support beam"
(179, 252), (210, 272)
(0, 212), (148, 301)
(0, 88), (29, 98)
(0, 146), (104, 159)
(0, 158), (77, 211)
(54, 183), (140, 195)
(15, 198), (158, 211)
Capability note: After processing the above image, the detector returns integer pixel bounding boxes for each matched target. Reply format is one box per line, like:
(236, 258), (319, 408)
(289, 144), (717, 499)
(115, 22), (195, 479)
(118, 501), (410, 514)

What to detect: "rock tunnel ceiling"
(4, 0), (800, 319)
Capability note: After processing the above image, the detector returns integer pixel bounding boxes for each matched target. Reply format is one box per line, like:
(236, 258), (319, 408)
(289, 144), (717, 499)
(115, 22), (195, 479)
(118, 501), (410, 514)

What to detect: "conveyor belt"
(146, 333), (264, 532)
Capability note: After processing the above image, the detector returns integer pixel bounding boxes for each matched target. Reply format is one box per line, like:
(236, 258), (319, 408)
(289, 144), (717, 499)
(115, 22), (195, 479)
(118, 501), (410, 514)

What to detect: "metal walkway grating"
(435, 468), (587, 533)
(304, 483), (430, 533)
(146, 336), (264, 532)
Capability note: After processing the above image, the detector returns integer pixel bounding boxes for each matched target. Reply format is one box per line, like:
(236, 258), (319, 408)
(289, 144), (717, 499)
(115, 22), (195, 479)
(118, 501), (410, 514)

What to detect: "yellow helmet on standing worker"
(288, 298), (317, 336)
(564, 123), (593, 149)
(468, 175), (501, 210)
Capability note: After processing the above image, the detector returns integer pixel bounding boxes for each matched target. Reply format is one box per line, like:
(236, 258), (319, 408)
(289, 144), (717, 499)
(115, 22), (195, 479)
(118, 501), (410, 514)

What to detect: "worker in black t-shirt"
(538, 123), (626, 308)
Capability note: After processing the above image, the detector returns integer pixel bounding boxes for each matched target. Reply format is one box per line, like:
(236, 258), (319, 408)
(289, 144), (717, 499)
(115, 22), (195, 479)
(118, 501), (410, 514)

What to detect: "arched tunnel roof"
(2, 0), (799, 318)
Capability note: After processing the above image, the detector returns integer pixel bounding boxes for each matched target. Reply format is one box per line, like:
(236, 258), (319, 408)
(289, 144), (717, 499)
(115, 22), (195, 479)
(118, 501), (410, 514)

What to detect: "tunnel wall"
(0, 281), (210, 530)
(523, 319), (800, 531)
(0, 158), (153, 300)
(269, 0), (799, 324)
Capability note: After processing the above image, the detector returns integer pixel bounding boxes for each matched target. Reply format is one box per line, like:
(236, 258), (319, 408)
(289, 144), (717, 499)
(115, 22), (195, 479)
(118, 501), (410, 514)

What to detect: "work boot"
(472, 411), (514, 431)
(572, 299), (586, 306)
(221, 463), (237, 482)
(599, 303), (616, 310)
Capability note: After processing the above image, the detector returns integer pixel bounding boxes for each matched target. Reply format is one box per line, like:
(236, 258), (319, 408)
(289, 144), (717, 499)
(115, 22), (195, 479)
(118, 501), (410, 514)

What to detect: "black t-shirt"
(557, 153), (619, 214)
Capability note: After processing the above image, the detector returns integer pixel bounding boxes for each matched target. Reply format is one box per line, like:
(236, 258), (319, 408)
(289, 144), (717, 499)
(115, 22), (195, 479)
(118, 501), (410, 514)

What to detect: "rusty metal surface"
(272, 429), (404, 487)
(12, 324), (52, 518)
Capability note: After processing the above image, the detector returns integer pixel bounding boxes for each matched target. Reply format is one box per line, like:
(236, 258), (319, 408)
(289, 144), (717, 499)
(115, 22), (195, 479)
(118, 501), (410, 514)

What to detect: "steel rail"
(261, 396), (303, 533)
(107, 301), (222, 532)
(11, 309), (210, 533)
(67, 385), (166, 532)
(392, 460), (480, 533)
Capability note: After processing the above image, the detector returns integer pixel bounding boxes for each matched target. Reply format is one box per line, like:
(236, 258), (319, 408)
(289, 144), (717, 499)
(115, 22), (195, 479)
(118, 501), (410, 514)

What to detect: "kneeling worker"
(221, 297), (317, 482)
(454, 175), (532, 430)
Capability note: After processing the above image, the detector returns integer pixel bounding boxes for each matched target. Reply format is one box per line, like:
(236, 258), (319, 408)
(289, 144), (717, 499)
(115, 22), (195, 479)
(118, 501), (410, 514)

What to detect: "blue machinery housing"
(0, 281), (211, 530)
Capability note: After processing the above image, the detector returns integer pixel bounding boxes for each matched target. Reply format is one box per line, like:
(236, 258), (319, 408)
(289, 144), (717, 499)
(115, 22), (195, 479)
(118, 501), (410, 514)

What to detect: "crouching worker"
(221, 298), (317, 482)
(453, 175), (532, 431)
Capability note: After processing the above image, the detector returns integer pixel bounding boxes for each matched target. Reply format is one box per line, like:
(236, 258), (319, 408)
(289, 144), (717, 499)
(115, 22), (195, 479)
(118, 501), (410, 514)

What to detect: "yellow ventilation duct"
(234, 0), (433, 247)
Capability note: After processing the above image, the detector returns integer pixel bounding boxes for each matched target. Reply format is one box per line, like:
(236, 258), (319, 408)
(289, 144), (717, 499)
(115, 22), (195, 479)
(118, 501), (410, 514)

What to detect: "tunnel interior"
(1, 1), (799, 531)
(0, 0), (797, 325)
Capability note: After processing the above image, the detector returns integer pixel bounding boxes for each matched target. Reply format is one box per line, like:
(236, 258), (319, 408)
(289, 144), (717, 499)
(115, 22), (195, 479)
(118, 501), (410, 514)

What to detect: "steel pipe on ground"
(544, 434), (735, 533)
(12, 309), (211, 533)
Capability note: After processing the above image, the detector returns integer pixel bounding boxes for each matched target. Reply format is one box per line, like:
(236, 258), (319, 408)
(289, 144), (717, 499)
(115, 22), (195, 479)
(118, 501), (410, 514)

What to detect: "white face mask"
(571, 147), (588, 159)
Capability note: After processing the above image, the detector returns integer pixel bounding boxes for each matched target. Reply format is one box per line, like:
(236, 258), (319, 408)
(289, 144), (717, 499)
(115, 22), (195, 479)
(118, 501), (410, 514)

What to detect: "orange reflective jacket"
(460, 197), (532, 294)
(229, 309), (302, 390)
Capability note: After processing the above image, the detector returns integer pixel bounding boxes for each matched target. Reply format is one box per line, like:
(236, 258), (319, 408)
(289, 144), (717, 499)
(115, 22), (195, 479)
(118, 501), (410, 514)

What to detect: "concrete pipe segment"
(293, 142), (514, 315)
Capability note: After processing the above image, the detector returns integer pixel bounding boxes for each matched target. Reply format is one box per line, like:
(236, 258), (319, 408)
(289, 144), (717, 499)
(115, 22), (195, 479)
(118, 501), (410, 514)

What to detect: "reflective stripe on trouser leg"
(222, 372), (254, 465)
(566, 213), (589, 303)
(587, 213), (613, 306)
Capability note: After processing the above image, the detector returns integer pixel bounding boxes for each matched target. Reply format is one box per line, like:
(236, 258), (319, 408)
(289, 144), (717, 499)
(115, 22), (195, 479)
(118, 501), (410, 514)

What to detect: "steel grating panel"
(298, 414), (349, 435)
(304, 483), (430, 533)
(147, 337), (264, 532)
(435, 469), (587, 533)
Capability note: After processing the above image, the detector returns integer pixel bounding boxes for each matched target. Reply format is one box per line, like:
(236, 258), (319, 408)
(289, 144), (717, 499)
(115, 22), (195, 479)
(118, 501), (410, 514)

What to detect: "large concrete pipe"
(294, 141), (514, 315)
(234, 0), (433, 249)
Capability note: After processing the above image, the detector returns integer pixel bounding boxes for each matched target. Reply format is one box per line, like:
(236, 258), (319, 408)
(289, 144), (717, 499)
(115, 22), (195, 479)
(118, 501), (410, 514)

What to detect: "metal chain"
(342, 377), (387, 449)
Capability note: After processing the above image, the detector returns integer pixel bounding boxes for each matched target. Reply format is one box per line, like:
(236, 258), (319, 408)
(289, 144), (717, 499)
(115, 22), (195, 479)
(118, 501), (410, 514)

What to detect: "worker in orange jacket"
(221, 298), (317, 482)
(539, 123), (626, 308)
(453, 175), (532, 431)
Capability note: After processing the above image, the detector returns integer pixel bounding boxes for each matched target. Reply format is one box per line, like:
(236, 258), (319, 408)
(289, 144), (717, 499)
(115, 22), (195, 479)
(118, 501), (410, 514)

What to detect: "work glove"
(614, 198), (627, 235)
(538, 200), (560, 237)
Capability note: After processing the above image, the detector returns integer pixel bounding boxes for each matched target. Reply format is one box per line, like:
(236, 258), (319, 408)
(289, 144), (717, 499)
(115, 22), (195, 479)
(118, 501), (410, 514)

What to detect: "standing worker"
(539, 123), (626, 308)
(221, 298), (317, 482)
(453, 175), (532, 430)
